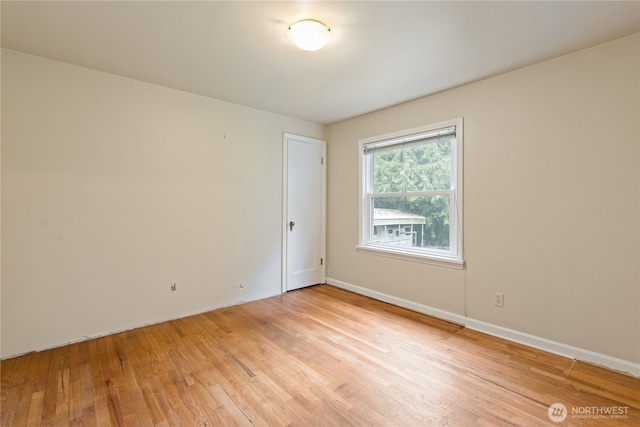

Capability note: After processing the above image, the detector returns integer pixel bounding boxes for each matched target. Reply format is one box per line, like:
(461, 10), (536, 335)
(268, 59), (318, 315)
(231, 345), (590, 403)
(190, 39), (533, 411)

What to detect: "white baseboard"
(325, 277), (640, 378)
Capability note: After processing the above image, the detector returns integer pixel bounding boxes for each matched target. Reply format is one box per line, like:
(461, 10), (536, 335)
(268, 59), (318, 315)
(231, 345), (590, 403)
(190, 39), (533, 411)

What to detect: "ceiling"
(2, 1), (639, 125)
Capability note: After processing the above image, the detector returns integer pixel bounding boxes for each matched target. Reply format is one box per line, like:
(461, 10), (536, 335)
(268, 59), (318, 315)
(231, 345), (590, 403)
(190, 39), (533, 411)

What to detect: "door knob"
(289, 221), (295, 231)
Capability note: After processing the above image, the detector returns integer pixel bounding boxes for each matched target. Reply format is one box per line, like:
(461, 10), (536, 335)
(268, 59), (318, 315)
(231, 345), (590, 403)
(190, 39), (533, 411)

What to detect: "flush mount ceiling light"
(288, 19), (331, 51)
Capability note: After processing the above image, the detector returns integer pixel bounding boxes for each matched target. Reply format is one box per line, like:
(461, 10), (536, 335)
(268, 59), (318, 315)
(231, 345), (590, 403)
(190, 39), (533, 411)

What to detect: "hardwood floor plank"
(53, 364), (70, 427)
(14, 354), (43, 427)
(2, 285), (638, 426)
(25, 389), (45, 427)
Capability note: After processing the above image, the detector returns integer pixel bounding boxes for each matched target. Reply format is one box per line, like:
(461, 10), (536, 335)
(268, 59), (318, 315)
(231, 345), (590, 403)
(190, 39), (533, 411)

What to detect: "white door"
(283, 133), (326, 292)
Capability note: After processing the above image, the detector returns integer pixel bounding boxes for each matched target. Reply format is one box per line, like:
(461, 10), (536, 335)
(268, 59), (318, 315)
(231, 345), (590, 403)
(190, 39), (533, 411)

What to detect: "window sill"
(356, 245), (465, 270)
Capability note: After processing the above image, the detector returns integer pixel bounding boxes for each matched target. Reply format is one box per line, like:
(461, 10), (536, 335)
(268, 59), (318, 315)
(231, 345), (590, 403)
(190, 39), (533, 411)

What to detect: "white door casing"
(282, 133), (326, 292)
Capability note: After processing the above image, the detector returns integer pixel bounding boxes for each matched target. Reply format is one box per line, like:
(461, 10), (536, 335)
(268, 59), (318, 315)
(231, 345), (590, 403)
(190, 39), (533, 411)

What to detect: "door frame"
(282, 133), (326, 293)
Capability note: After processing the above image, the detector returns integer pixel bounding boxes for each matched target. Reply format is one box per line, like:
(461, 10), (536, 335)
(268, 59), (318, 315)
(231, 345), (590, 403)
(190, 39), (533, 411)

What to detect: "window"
(358, 118), (464, 269)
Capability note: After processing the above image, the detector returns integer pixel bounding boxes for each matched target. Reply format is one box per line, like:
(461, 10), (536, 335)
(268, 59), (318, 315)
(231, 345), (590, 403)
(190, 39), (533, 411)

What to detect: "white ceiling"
(2, 1), (639, 125)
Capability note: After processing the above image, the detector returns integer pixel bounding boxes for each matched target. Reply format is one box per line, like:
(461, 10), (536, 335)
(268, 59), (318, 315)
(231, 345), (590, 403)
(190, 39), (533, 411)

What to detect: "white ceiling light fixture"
(288, 19), (331, 51)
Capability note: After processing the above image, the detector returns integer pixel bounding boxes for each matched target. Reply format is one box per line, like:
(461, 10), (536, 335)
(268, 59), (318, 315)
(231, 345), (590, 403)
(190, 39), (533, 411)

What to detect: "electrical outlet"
(494, 292), (504, 307)
(171, 283), (176, 292)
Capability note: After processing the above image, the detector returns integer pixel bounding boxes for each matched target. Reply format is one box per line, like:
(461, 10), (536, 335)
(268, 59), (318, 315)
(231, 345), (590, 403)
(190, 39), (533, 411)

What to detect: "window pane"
(372, 139), (452, 193)
(372, 195), (450, 250)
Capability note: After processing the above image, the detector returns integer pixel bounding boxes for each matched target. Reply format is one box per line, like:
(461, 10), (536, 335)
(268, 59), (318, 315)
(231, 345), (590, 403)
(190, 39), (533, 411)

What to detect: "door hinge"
(321, 157), (324, 165)
(320, 258), (324, 266)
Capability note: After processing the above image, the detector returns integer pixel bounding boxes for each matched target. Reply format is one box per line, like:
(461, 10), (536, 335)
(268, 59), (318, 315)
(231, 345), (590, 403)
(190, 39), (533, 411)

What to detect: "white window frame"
(357, 118), (464, 269)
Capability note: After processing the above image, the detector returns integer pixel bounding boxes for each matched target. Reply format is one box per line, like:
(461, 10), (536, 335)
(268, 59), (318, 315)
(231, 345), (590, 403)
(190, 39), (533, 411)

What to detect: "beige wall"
(1, 49), (324, 358)
(2, 35), (639, 367)
(326, 35), (639, 364)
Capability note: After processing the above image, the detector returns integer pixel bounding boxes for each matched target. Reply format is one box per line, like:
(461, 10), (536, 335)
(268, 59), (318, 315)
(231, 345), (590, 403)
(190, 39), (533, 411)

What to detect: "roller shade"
(363, 126), (456, 155)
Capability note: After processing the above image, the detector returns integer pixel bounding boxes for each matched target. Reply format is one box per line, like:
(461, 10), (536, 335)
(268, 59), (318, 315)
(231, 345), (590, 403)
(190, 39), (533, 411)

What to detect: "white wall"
(326, 35), (639, 366)
(1, 49), (324, 358)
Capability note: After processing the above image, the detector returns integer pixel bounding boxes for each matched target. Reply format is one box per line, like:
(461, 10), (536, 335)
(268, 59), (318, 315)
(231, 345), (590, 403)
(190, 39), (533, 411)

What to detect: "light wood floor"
(1, 285), (638, 426)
